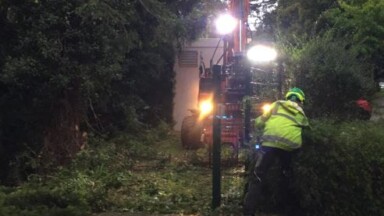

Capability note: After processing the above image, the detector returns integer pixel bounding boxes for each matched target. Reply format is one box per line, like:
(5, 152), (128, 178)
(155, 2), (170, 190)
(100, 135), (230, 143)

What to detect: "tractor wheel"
(181, 116), (203, 149)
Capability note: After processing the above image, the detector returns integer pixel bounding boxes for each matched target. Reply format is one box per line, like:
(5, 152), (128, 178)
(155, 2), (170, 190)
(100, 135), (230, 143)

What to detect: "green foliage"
(0, 126), (245, 216)
(0, 126), (166, 215)
(0, 0), (215, 182)
(331, 0), (384, 79)
(243, 119), (384, 216)
(338, 0), (384, 55)
(290, 36), (376, 118)
(291, 119), (384, 216)
(1, 121), (384, 215)
(275, 0), (337, 44)
(0, 181), (90, 216)
(271, 0), (383, 118)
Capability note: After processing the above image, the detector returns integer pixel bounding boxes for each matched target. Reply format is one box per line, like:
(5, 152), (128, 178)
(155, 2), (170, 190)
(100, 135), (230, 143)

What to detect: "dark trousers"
(243, 146), (294, 216)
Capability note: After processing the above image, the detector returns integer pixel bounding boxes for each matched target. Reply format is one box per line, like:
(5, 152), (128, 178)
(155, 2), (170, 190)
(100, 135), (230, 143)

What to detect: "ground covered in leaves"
(4, 115), (384, 216)
(0, 127), (249, 216)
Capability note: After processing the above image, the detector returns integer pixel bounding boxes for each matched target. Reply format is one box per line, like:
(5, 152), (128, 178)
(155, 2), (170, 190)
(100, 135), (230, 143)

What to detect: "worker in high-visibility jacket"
(243, 87), (310, 216)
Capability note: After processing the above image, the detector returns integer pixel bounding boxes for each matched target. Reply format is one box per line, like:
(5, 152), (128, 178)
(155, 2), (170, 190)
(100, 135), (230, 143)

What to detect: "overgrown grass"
(1, 120), (384, 216)
(0, 123), (245, 216)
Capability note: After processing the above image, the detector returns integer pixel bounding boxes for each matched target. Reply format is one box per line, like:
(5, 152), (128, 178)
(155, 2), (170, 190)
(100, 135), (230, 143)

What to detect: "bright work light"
(262, 103), (272, 113)
(215, 14), (237, 35)
(247, 45), (277, 63)
(199, 100), (213, 116)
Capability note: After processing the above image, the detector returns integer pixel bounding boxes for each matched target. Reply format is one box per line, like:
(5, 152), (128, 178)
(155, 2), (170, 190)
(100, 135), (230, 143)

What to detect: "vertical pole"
(244, 98), (251, 144)
(244, 68), (252, 145)
(238, 0), (243, 52)
(239, 19), (242, 52)
(212, 64), (222, 210)
(278, 60), (284, 99)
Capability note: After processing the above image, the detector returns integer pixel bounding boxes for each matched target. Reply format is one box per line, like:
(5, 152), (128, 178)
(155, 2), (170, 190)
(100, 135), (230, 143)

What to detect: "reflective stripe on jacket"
(255, 100), (309, 151)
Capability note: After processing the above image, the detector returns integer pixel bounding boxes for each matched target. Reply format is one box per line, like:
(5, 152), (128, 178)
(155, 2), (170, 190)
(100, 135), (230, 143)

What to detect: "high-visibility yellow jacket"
(255, 100), (310, 151)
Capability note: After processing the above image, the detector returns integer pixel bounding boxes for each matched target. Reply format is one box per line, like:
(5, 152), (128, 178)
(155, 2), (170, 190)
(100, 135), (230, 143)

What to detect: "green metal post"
(212, 64), (222, 209)
(244, 68), (252, 144)
(244, 97), (251, 144)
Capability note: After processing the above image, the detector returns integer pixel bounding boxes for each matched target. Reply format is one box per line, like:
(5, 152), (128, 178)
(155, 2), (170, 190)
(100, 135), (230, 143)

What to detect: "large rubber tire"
(181, 116), (203, 149)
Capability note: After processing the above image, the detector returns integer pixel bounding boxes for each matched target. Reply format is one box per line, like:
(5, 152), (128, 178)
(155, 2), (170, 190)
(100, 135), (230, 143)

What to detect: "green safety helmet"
(285, 87), (305, 102)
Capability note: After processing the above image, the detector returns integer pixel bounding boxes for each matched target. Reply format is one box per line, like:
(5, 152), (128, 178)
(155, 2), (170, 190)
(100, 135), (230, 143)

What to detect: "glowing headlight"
(262, 103), (272, 113)
(247, 45), (277, 63)
(215, 14), (237, 35)
(199, 100), (213, 115)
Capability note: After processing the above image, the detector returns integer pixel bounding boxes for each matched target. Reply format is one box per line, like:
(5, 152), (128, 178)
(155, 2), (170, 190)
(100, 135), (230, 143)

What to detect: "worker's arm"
(300, 114), (312, 130)
(254, 116), (265, 129)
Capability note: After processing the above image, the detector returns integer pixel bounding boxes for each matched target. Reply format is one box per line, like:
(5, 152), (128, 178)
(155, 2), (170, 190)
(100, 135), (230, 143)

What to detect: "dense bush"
(290, 36), (376, 119)
(0, 125), (172, 215)
(291, 119), (384, 216)
(249, 119), (384, 216)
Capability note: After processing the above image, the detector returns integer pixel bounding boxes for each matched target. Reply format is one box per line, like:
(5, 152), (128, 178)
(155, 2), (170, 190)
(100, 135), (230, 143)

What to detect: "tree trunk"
(43, 81), (86, 166)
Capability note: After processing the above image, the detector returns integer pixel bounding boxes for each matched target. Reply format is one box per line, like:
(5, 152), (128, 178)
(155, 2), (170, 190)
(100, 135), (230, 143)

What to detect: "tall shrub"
(292, 119), (384, 216)
(289, 37), (376, 118)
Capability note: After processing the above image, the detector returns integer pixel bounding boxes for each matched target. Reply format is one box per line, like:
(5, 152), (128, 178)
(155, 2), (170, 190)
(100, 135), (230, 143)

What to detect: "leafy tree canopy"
(255, 0), (382, 118)
(0, 0), (222, 181)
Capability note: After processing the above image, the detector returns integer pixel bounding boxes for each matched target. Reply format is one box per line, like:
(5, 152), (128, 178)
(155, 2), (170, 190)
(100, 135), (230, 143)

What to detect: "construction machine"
(180, 0), (279, 163)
